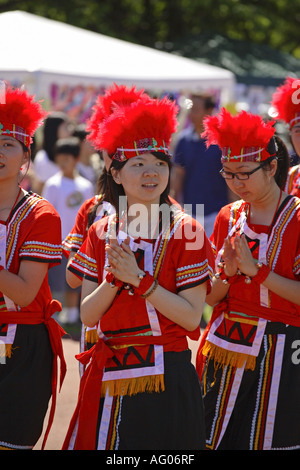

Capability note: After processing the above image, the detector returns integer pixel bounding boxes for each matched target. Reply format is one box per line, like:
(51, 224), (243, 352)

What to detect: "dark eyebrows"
(222, 164), (252, 171)
(0, 136), (18, 142)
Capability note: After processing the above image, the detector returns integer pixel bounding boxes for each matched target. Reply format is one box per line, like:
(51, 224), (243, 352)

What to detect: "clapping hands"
(105, 236), (141, 287)
(222, 234), (258, 278)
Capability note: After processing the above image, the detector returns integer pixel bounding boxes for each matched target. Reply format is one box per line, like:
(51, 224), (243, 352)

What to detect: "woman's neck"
(0, 181), (23, 220)
(124, 200), (162, 239)
(248, 184), (284, 226)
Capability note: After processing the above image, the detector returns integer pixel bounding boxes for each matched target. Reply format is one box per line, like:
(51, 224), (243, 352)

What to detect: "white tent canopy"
(0, 10), (234, 100)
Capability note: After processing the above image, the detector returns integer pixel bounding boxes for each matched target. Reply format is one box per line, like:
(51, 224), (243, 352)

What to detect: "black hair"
(41, 112), (70, 162)
(262, 135), (290, 190)
(54, 137), (80, 159)
(87, 167), (107, 228)
(73, 123), (88, 142)
(102, 151), (172, 217)
(190, 92), (216, 110)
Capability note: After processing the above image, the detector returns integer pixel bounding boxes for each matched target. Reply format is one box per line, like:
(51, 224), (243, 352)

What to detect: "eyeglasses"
(290, 126), (300, 135)
(219, 163), (265, 180)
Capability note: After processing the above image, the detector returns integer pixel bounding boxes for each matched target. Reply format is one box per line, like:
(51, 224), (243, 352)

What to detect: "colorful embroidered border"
(19, 240), (62, 262)
(221, 146), (270, 163)
(267, 197), (300, 271)
(69, 251), (98, 281)
(285, 165), (300, 194)
(250, 334), (285, 450)
(152, 210), (184, 279)
(62, 232), (83, 252)
(204, 363), (238, 449)
(113, 137), (170, 162)
(6, 193), (62, 269)
(176, 260), (213, 291)
(0, 122), (31, 147)
(293, 254), (300, 276)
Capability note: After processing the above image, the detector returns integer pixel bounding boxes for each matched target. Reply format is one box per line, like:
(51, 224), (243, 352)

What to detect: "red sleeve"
(293, 204), (300, 277)
(174, 215), (215, 294)
(19, 203), (62, 268)
(67, 218), (107, 282)
(62, 197), (96, 254)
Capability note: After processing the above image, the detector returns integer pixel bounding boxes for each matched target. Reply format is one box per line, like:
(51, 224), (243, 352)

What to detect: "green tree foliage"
(1, 0), (299, 57)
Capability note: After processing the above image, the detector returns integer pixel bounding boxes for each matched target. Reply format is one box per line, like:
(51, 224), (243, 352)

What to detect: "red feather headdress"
(87, 84), (178, 162)
(0, 84), (47, 147)
(202, 108), (276, 163)
(271, 76), (300, 129)
(95, 93), (178, 162)
(86, 84), (150, 148)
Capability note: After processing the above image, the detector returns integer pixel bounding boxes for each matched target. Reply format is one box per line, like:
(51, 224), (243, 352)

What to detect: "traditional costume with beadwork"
(196, 109), (300, 450)
(62, 85), (214, 450)
(62, 84), (146, 359)
(63, 195), (115, 363)
(285, 163), (300, 197)
(272, 77), (300, 198)
(0, 86), (66, 450)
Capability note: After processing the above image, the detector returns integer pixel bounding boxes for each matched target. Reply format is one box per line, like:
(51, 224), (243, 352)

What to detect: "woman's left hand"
(233, 234), (258, 277)
(105, 236), (142, 287)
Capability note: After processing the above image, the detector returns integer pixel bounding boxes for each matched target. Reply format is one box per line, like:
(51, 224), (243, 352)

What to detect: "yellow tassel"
(0, 344), (13, 359)
(101, 374), (165, 398)
(85, 329), (99, 345)
(202, 341), (256, 371)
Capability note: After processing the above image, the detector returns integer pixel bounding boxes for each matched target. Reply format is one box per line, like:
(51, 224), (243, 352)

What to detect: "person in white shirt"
(33, 112), (73, 194)
(42, 137), (94, 324)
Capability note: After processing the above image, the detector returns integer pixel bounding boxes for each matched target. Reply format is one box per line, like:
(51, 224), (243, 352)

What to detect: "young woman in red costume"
(63, 85), (214, 450)
(63, 174), (115, 367)
(0, 85), (66, 450)
(272, 77), (300, 198)
(62, 86), (147, 362)
(196, 108), (300, 450)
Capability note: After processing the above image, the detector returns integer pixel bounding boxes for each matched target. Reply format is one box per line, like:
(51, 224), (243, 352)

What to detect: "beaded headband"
(221, 146), (274, 163)
(202, 108), (276, 163)
(0, 85), (47, 148)
(112, 137), (170, 162)
(0, 122), (31, 147)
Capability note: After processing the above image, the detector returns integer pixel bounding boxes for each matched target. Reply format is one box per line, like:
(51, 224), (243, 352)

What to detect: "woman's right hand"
(222, 236), (239, 277)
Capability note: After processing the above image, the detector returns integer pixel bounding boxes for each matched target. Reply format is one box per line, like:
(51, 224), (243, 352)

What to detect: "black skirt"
(96, 349), (206, 450)
(0, 324), (53, 449)
(202, 322), (300, 450)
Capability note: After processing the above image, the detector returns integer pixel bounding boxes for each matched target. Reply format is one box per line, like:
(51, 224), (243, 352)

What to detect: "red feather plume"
(0, 85), (47, 139)
(96, 95), (178, 155)
(86, 84), (150, 147)
(271, 76), (300, 126)
(202, 108), (275, 156)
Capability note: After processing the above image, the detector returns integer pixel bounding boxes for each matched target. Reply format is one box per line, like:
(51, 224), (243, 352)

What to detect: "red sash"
(196, 297), (300, 378)
(0, 300), (67, 449)
(62, 334), (184, 450)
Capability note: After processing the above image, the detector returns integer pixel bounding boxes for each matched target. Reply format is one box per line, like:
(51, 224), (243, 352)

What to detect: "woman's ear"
(21, 148), (31, 170)
(269, 158), (278, 178)
(110, 168), (121, 184)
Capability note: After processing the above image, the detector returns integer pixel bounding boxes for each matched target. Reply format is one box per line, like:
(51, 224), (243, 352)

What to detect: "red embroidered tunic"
(0, 192), (62, 324)
(285, 164), (300, 198)
(64, 208), (214, 450)
(68, 209), (214, 393)
(197, 195), (300, 374)
(62, 195), (115, 255)
(0, 191), (65, 449)
(210, 196), (300, 322)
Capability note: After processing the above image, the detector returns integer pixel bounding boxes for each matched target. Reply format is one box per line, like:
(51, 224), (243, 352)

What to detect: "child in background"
(42, 137), (94, 324)
(73, 123), (104, 190)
